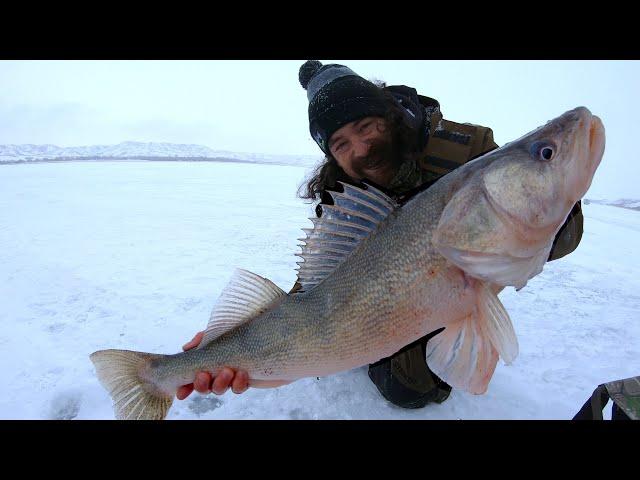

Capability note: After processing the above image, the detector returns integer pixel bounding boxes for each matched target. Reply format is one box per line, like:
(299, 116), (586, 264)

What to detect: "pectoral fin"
(426, 312), (498, 395)
(476, 281), (519, 364)
(425, 280), (518, 394)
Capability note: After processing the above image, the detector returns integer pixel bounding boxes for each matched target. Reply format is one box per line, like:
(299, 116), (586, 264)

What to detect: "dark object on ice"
(572, 376), (640, 420)
(548, 201), (583, 262)
(368, 328), (452, 409)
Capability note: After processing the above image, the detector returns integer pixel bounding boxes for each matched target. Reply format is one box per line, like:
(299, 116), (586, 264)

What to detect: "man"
(176, 60), (584, 408)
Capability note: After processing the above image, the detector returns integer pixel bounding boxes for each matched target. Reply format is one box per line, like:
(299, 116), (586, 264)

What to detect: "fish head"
(483, 106), (605, 232)
(433, 107), (605, 289)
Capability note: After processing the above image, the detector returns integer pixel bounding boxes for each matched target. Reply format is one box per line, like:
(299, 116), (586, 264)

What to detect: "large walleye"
(91, 107), (605, 420)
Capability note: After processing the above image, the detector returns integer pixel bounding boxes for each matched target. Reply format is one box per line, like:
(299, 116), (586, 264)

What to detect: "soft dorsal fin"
(294, 182), (398, 293)
(198, 269), (286, 349)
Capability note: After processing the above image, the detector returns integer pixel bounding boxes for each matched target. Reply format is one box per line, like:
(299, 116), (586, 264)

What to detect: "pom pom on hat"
(299, 60), (323, 90)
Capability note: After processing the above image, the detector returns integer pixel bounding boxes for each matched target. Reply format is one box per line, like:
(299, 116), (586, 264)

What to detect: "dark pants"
(368, 329), (452, 409)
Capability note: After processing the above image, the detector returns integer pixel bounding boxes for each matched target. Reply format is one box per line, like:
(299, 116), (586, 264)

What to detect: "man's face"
(328, 116), (399, 188)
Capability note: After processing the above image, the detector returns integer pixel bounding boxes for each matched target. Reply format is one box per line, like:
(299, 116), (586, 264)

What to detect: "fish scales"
(118, 172), (477, 399)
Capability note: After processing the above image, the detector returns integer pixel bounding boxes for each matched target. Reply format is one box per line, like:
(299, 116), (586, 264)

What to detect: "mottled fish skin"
(91, 107), (605, 419)
(150, 175), (474, 392)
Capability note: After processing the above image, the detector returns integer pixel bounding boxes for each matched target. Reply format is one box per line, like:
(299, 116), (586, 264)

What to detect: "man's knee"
(368, 345), (452, 409)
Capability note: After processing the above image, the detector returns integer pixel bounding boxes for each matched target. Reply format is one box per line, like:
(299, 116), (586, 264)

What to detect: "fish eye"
(530, 141), (556, 161)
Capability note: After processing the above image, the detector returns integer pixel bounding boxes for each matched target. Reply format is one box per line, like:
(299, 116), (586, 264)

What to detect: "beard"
(350, 134), (404, 181)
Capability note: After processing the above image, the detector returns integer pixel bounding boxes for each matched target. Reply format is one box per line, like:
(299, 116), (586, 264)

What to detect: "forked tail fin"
(90, 349), (173, 420)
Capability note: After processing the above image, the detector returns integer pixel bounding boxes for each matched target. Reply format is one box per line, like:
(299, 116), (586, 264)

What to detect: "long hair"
(297, 87), (423, 202)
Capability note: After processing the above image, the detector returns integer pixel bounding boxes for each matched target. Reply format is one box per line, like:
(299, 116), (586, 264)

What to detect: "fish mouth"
(550, 107), (604, 201)
(570, 108), (604, 165)
(575, 112), (605, 198)
(589, 115), (605, 170)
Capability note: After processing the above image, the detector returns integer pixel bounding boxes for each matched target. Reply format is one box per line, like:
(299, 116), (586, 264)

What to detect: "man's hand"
(175, 331), (250, 400)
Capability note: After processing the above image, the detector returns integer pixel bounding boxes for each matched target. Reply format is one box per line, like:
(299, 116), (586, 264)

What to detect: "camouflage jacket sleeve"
(548, 200), (583, 261)
(470, 124), (499, 158)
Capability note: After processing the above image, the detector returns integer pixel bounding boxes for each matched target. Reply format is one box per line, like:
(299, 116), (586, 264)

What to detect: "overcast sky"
(0, 60), (638, 199)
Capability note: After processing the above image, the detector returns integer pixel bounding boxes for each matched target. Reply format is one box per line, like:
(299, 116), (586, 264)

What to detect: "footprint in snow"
(46, 323), (66, 333)
(288, 408), (312, 420)
(48, 391), (82, 420)
(188, 396), (224, 415)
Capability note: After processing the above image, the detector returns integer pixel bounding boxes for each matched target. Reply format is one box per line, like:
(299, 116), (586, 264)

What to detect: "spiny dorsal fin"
(198, 269), (286, 349)
(294, 182), (398, 293)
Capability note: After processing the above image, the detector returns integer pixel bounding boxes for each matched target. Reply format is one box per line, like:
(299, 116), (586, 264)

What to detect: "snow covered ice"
(0, 161), (638, 420)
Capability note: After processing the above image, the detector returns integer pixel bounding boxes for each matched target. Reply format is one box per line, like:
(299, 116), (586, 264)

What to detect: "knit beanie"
(299, 60), (389, 154)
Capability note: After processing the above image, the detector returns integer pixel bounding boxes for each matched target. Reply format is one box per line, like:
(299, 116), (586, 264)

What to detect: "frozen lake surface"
(1, 161), (638, 420)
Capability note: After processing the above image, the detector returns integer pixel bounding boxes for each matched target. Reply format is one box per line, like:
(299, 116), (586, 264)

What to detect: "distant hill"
(0, 141), (321, 168)
(584, 198), (640, 211)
